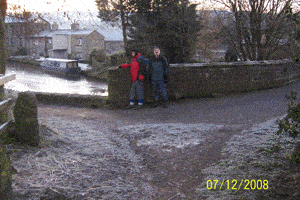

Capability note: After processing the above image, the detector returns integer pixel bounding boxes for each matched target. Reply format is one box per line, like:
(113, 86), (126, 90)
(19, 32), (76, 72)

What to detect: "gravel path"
(7, 81), (300, 199)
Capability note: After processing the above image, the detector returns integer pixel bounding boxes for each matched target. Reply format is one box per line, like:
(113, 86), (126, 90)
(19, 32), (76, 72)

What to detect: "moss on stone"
(0, 144), (12, 199)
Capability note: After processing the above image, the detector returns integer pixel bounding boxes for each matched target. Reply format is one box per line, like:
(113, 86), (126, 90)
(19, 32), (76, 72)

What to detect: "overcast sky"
(7, 0), (220, 13)
(7, 0), (99, 13)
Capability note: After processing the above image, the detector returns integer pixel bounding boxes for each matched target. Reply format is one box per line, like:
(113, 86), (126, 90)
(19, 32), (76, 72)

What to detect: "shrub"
(277, 91), (300, 139)
(109, 52), (127, 66)
(277, 91), (300, 164)
(225, 46), (238, 62)
(89, 49), (107, 63)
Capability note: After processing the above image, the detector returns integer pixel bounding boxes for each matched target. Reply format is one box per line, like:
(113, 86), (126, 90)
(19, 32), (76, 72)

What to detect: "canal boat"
(41, 58), (81, 76)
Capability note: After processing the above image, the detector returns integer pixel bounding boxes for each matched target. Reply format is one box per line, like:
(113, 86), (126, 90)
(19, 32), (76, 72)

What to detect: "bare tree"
(214, 0), (294, 61)
(196, 10), (230, 62)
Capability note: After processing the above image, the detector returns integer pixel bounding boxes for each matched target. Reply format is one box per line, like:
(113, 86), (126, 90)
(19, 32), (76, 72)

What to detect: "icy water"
(5, 66), (108, 96)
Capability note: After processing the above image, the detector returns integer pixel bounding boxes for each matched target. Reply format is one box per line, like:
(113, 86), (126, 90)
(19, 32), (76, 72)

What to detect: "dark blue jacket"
(149, 55), (170, 81)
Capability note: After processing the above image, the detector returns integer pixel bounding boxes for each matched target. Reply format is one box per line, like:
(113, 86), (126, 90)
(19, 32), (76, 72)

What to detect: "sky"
(7, 0), (99, 13)
(7, 0), (216, 13)
(5, 0), (227, 32)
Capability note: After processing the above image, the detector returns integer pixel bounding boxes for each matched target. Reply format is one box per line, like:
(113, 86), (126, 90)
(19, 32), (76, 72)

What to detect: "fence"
(0, 74), (16, 133)
(0, 73), (16, 199)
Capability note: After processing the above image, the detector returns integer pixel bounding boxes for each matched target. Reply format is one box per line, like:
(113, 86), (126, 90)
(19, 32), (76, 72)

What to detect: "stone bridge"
(108, 59), (300, 107)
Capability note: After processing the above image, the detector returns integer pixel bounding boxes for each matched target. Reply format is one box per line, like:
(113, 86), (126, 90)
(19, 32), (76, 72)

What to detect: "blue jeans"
(152, 80), (168, 101)
(129, 80), (144, 104)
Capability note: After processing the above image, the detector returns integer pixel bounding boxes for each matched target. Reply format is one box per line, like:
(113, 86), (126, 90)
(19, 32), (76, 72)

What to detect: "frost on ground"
(7, 118), (234, 199)
(7, 114), (298, 199)
(8, 116), (155, 200)
(121, 123), (225, 149)
(196, 118), (298, 200)
(118, 123), (238, 199)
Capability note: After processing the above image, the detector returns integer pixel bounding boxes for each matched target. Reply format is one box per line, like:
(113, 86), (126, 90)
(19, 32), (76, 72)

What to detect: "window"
(34, 40), (38, 45)
(48, 39), (52, 44)
(78, 39), (82, 46)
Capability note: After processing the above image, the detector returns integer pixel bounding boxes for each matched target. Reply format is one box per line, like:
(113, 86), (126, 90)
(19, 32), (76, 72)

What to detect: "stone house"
(29, 22), (105, 60)
(96, 28), (124, 55)
(4, 15), (50, 56)
(5, 14), (124, 59)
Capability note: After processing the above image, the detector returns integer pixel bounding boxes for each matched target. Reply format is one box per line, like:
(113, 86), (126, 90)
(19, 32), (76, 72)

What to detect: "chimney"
(52, 22), (58, 30)
(71, 22), (80, 30)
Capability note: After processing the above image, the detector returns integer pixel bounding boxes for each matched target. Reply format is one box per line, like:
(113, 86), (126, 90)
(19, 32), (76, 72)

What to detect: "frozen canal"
(5, 65), (108, 96)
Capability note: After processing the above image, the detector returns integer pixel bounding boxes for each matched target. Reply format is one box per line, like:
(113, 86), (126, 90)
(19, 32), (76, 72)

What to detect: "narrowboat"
(41, 58), (81, 76)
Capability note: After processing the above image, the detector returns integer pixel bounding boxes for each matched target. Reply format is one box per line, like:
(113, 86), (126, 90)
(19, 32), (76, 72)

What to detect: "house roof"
(33, 28), (123, 42)
(33, 29), (98, 38)
(96, 28), (123, 41)
(5, 15), (27, 23)
(5, 14), (50, 25)
(6, 11), (124, 42)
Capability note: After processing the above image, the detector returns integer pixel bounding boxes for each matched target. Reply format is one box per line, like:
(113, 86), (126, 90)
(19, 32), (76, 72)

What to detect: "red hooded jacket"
(121, 53), (144, 81)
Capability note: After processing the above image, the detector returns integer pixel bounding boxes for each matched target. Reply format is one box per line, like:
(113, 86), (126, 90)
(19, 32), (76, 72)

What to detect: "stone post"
(13, 91), (40, 146)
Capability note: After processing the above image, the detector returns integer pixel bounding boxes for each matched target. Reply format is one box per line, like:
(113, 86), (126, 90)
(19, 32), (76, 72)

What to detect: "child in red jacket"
(119, 50), (145, 109)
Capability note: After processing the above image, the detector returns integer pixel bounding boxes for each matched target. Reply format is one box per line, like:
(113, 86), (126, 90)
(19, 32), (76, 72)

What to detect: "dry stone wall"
(108, 59), (300, 107)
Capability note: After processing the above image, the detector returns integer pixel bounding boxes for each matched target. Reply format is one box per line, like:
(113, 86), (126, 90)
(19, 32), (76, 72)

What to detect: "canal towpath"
(7, 80), (300, 199)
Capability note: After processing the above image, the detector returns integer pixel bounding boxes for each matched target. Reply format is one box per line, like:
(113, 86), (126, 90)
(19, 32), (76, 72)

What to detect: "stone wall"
(34, 92), (106, 108)
(107, 59), (300, 107)
(85, 31), (105, 60)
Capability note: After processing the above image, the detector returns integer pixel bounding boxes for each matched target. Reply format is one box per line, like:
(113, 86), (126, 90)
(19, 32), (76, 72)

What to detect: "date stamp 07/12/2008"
(206, 179), (269, 190)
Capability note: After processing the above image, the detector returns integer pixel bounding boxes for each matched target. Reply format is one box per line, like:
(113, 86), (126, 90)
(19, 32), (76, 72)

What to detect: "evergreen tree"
(128, 0), (201, 63)
(95, 0), (137, 51)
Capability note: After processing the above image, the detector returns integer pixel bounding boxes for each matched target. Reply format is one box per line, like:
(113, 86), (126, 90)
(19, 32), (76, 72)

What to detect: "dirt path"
(9, 81), (300, 199)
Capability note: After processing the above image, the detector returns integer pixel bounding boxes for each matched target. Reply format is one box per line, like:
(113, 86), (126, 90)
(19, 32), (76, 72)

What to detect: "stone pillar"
(13, 91), (39, 146)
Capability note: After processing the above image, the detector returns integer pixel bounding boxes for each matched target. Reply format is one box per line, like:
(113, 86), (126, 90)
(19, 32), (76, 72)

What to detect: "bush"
(277, 91), (300, 164)
(89, 49), (107, 63)
(277, 91), (300, 139)
(225, 46), (238, 62)
(109, 52), (127, 66)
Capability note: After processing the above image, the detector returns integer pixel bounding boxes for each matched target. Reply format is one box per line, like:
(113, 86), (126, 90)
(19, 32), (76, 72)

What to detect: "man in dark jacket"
(149, 46), (170, 108)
